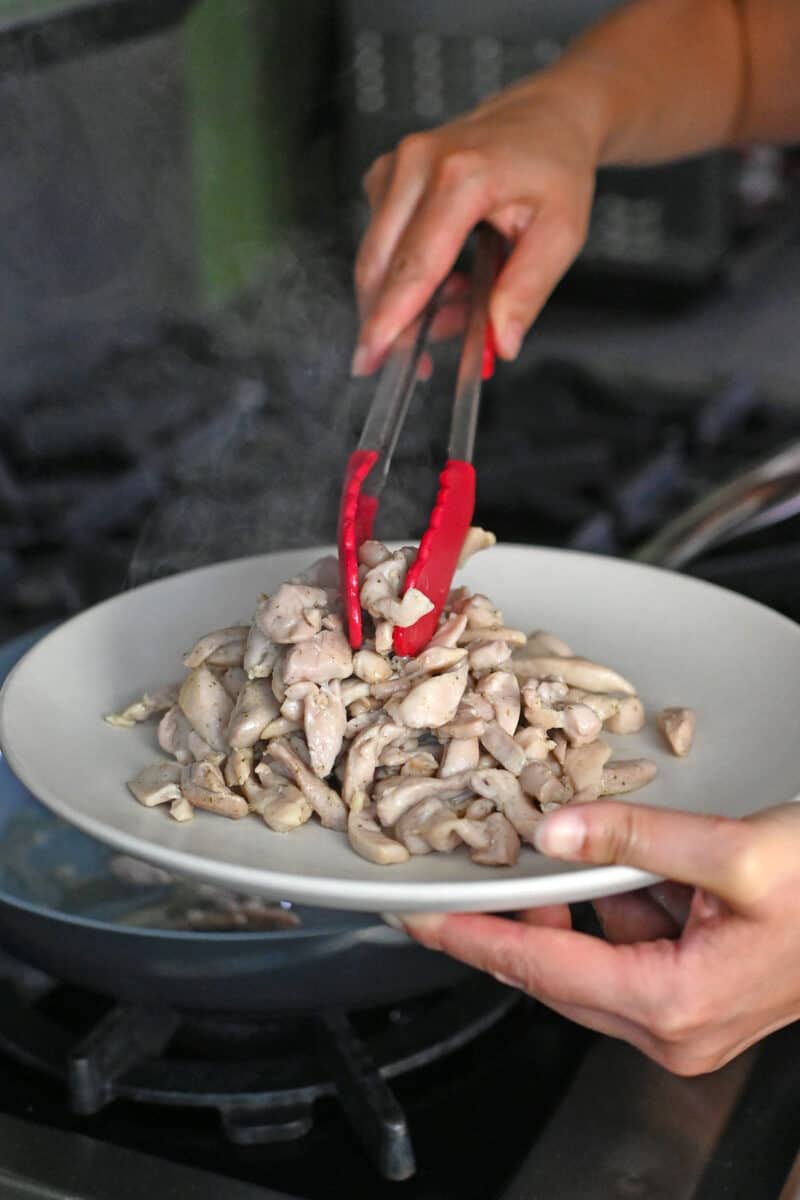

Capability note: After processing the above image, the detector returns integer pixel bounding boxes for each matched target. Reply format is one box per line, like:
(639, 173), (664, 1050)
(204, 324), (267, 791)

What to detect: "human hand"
(394, 800), (800, 1076)
(352, 73), (607, 375)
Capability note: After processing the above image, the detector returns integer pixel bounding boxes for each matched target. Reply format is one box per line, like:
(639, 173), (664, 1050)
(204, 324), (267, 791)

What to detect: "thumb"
(534, 800), (799, 912)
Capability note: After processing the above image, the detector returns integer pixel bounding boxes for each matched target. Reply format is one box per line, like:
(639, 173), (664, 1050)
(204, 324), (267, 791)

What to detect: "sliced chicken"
(342, 720), (405, 806)
(267, 737), (348, 830)
(601, 759), (658, 794)
(470, 769), (542, 846)
(304, 681), (347, 778)
(180, 762), (248, 819)
(127, 762), (182, 807)
(397, 659), (468, 729)
(456, 812), (520, 866)
(224, 747), (253, 790)
(157, 704), (194, 764)
(375, 771), (474, 827)
(227, 678), (281, 749)
(178, 665), (234, 754)
(262, 785), (313, 833)
(353, 649), (393, 683)
(243, 623), (278, 679)
(513, 654), (636, 696)
(184, 626), (248, 669)
(605, 696), (646, 734)
(468, 640), (513, 673)
(657, 706), (696, 756)
(105, 684), (178, 728)
(283, 627), (353, 685)
(458, 525), (497, 567)
(257, 583), (328, 644)
(439, 737), (480, 777)
(220, 667), (247, 699)
(429, 612), (467, 647)
(519, 761), (572, 808)
(348, 801), (410, 865)
(476, 670), (520, 734)
(562, 741), (613, 794)
(479, 721), (526, 775)
(560, 703), (603, 747)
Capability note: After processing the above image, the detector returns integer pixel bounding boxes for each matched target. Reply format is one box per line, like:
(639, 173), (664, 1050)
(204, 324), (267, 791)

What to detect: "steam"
(129, 230), (443, 588)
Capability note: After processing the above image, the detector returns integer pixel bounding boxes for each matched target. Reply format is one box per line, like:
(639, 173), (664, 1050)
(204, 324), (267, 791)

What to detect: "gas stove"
(1, 943), (799, 1200)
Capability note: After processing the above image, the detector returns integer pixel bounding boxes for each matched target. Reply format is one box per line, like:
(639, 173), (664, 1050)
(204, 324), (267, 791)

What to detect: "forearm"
(535, 0), (800, 167)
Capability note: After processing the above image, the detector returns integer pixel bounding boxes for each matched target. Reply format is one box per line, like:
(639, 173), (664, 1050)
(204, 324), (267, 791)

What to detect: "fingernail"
(534, 809), (587, 859)
(380, 912), (406, 931)
(498, 319), (524, 360)
(493, 972), (523, 990)
(350, 344), (372, 377)
(385, 912), (444, 940)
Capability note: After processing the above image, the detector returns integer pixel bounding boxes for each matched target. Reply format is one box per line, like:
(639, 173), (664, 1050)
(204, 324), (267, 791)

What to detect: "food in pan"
(108, 538), (690, 868)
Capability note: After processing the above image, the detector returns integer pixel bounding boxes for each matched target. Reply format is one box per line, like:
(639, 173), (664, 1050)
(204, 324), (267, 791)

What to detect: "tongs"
(338, 224), (503, 657)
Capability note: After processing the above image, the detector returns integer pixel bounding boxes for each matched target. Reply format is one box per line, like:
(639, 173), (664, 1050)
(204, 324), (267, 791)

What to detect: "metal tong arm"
(356, 298), (439, 499)
(448, 223), (504, 463)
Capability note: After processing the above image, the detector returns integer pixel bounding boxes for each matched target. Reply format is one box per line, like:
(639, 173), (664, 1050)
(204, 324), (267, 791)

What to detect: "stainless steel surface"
(0, 1112), (291, 1200)
(358, 298), (438, 497)
(448, 224), (503, 463)
(634, 439), (800, 568)
(500, 1039), (756, 1200)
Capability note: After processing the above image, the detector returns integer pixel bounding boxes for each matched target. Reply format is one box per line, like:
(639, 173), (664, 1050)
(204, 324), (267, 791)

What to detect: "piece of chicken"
(342, 720), (405, 805)
(243, 623), (278, 679)
(439, 737), (480, 777)
(256, 583), (328, 644)
(429, 612), (467, 647)
(458, 526), (497, 568)
(470, 769), (542, 846)
(456, 812), (520, 866)
(282, 627), (354, 686)
(180, 762), (248, 819)
(227, 678), (281, 749)
(476, 670), (520, 735)
(304, 681), (347, 778)
(105, 684), (178, 728)
(374, 771), (474, 827)
(348, 799), (410, 865)
(267, 738), (348, 830)
(224, 747), (253, 790)
(184, 626), (248, 669)
(395, 797), (462, 854)
(479, 721), (526, 775)
(562, 741), (613, 794)
(397, 659), (468, 729)
(513, 654), (636, 696)
(657, 707), (696, 756)
(157, 704), (194, 764)
(127, 762), (183, 807)
(178, 665), (234, 754)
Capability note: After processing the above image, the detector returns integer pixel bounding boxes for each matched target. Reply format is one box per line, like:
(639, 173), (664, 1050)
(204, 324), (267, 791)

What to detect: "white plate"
(1, 545), (799, 913)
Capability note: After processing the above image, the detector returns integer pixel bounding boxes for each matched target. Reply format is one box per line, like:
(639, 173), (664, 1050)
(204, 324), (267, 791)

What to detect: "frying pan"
(0, 630), (469, 1014)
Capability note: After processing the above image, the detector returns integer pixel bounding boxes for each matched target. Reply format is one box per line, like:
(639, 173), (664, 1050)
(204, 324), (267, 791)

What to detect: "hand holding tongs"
(338, 224), (504, 657)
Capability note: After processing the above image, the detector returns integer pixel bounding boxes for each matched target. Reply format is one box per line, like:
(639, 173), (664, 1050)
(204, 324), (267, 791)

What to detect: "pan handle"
(633, 439), (800, 569)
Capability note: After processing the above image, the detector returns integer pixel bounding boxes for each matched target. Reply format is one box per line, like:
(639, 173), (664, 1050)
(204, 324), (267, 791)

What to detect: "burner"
(0, 970), (515, 1183)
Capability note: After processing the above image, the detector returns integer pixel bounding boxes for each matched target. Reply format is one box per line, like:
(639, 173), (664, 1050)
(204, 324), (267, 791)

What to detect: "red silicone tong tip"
(338, 449), (379, 649)
(393, 459), (476, 658)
